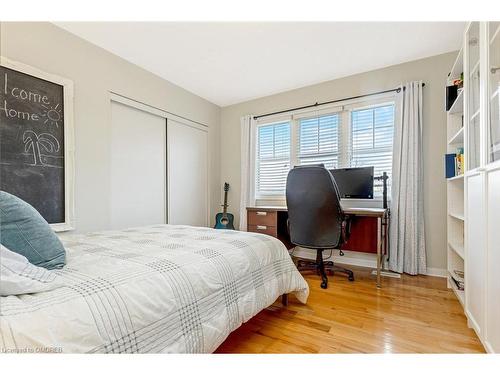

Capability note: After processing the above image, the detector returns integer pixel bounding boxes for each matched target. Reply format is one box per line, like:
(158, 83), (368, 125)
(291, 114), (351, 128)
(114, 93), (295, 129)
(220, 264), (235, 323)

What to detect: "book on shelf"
(455, 153), (464, 175)
(451, 269), (465, 291)
(445, 148), (465, 179)
(445, 153), (456, 178)
(453, 269), (464, 283)
(451, 277), (464, 291)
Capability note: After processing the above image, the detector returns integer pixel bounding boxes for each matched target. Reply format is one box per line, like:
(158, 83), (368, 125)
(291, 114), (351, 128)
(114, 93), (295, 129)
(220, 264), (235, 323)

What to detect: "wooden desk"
(247, 206), (389, 288)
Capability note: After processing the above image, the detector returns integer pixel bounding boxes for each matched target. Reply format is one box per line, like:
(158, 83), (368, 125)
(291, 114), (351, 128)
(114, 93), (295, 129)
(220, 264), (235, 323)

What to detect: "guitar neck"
(222, 191), (228, 214)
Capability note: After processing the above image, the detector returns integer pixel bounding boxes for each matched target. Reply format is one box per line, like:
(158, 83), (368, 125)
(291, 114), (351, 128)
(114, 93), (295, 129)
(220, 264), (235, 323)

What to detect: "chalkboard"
(0, 65), (66, 224)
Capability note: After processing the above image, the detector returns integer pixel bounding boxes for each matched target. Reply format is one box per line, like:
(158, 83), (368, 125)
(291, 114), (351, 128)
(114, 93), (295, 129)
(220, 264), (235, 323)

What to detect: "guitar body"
(214, 182), (235, 230)
(214, 212), (235, 230)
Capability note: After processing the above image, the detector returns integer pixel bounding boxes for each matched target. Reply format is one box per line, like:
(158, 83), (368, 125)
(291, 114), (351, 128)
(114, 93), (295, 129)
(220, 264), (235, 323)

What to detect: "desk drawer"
(248, 210), (277, 226)
(248, 224), (277, 237)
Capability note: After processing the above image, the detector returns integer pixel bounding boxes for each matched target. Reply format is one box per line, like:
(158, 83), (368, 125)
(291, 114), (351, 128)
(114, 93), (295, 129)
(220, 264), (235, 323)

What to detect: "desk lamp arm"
(374, 172), (389, 209)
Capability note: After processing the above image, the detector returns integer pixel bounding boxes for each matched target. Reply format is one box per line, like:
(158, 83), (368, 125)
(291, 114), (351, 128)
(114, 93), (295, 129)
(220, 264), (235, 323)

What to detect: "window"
(256, 121), (291, 196)
(351, 104), (395, 196)
(254, 100), (395, 200)
(298, 114), (340, 168)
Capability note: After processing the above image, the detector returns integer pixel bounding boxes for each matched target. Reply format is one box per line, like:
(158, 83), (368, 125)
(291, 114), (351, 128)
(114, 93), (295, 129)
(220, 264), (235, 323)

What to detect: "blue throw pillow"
(0, 191), (66, 269)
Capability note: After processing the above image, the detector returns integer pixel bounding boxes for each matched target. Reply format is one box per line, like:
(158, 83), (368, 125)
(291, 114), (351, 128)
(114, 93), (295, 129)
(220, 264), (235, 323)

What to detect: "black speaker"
(446, 85), (458, 111)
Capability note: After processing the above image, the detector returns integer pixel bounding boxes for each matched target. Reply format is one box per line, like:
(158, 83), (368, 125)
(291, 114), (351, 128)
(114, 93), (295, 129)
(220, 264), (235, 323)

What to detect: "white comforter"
(0, 225), (308, 353)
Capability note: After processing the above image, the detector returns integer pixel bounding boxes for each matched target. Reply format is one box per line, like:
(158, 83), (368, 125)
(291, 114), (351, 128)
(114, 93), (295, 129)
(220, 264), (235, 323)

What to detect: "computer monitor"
(329, 166), (374, 199)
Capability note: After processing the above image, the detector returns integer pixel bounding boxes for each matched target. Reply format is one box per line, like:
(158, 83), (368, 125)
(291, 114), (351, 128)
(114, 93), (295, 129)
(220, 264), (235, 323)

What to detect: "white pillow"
(0, 244), (64, 296)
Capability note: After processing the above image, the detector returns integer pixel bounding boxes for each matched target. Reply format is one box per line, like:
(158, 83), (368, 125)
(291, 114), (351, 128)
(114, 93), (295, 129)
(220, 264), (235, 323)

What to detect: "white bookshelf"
(445, 21), (500, 354)
(448, 126), (464, 145)
(449, 212), (464, 221)
(446, 49), (465, 302)
(447, 174), (464, 181)
(449, 240), (464, 259)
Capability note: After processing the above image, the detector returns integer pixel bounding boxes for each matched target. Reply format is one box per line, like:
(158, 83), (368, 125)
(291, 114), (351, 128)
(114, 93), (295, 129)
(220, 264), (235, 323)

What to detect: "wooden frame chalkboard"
(0, 57), (74, 231)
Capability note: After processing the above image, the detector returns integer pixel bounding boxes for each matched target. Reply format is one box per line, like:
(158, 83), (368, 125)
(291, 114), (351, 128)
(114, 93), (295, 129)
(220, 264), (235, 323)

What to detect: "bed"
(0, 224), (309, 353)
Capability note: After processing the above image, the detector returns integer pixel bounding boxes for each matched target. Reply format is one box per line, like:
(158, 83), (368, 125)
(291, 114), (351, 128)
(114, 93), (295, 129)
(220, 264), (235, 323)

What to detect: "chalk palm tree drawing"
(23, 131), (60, 166)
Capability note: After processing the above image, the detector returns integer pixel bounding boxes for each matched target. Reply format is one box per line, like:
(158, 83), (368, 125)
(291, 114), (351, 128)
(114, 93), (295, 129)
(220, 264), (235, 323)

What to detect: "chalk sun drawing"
(23, 130), (60, 166)
(40, 103), (62, 128)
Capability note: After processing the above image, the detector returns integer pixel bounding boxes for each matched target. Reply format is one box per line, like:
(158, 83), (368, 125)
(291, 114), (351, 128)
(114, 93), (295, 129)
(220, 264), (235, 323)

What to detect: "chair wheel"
(320, 281), (328, 289)
(348, 275), (355, 282)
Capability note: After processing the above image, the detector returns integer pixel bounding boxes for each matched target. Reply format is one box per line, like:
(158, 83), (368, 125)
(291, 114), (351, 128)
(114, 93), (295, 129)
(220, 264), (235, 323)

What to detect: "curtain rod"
(253, 83), (425, 120)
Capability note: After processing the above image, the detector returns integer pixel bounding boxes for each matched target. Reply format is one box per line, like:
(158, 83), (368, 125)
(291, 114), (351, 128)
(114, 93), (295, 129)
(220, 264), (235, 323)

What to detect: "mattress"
(0, 224), (309, 353)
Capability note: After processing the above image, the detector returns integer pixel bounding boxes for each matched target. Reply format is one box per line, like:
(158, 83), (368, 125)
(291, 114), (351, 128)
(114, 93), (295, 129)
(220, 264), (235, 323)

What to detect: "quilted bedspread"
(0, 225), (309, 353)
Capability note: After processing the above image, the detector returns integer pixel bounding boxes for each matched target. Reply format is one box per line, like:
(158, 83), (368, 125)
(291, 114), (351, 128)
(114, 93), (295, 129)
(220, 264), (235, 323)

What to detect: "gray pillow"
(0, 191), (66, 269)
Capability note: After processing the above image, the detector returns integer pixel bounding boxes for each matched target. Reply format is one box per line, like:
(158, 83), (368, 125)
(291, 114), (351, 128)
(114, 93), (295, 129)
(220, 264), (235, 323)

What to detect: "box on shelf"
(445, 148), (464, 179)
(446, 153), (456, 178)
(446, 85), (458, 111)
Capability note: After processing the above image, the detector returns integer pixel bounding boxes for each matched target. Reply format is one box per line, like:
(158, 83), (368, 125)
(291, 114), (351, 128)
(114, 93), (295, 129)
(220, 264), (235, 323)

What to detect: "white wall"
(0, 22), (221, 232)
(219, 52), (457, 272)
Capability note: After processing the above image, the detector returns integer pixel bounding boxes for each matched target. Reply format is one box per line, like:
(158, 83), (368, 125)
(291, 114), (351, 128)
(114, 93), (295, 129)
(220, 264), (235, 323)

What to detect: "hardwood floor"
(215, 265), (485, 353)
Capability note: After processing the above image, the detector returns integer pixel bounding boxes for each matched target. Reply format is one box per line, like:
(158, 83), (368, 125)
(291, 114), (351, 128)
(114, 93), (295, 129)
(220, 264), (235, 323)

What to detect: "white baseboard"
(291, 247), (447, 278)
(425, 267), (448, 278)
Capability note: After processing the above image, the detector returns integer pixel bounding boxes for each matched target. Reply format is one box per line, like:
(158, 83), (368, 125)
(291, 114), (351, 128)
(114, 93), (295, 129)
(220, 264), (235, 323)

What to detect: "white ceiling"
(55, 22), (464, 107)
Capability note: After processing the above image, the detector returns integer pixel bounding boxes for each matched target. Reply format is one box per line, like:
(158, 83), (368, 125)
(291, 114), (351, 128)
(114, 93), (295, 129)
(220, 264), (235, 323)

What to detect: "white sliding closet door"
(110, 101), (166, 229)
(167, 119), (208, 226)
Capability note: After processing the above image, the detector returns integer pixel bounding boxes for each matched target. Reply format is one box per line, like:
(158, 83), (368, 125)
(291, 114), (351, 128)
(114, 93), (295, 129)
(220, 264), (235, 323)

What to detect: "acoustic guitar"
(214, 182), (235, 230)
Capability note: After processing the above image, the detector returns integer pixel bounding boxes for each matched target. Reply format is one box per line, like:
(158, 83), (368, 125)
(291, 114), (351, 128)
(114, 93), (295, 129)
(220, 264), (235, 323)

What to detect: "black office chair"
(286, 165), (354, 289)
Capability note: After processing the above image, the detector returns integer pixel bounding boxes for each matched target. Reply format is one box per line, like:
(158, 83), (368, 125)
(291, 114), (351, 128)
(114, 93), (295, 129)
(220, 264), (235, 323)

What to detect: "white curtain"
(239, 115), (256, 231)
(389, 81), (426, 275)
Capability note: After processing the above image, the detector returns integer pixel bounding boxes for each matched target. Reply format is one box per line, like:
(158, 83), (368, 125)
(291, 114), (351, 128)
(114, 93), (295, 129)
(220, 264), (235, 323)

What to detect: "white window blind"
(298, 114), (340, 168)
(256, 121), (291, 196)
(254, 100), (396, 200)
(350, 104), (395, 196)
